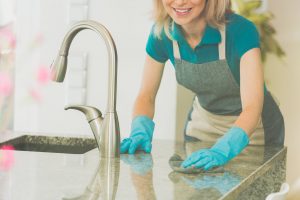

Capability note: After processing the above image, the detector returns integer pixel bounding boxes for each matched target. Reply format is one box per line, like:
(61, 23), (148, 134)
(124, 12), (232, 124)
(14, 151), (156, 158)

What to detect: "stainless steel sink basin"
(0, 135), (97, 154)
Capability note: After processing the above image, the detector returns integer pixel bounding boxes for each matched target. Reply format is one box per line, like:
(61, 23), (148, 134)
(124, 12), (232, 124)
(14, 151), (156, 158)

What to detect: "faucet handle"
(65, 105), (103, 122)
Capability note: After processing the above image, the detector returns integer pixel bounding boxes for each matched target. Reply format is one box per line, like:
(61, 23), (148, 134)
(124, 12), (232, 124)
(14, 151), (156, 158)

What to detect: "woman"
(120, 0), (284, 170)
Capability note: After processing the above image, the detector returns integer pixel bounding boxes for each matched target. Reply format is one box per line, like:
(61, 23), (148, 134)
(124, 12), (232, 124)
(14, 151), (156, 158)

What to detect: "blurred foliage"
(232, 0), (285, 62)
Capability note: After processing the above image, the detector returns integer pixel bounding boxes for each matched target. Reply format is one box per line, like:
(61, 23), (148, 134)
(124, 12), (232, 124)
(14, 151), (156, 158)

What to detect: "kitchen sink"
(0, 135), (97, 154)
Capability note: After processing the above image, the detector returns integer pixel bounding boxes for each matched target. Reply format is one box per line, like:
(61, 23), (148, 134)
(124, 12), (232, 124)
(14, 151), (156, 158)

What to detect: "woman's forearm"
(234, 104), (263, 137)
(131, 55), (165, 120)
(132, 94), (155, 119)
(237, 48), (264, 137)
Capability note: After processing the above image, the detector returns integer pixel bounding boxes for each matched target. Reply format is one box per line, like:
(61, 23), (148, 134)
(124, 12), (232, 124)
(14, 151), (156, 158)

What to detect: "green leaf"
(232, 0), (285, 62)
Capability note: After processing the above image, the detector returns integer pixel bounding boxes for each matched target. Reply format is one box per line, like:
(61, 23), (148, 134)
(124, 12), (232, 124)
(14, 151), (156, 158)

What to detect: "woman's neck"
(181, 18), (207, 48)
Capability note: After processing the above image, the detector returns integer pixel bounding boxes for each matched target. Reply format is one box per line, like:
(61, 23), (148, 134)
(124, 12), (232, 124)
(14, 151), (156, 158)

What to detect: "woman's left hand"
(180, 148), (227, 170)
(181, 127), (250, 170)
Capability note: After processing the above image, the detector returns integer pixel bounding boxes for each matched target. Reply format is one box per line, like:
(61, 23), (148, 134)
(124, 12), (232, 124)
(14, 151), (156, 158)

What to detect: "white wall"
(266, 0), (300, 186)
(13, 0), (177, 140)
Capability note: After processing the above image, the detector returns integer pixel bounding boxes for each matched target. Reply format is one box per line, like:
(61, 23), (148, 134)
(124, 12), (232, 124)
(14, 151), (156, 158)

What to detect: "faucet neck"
(58, 20), (118, 112)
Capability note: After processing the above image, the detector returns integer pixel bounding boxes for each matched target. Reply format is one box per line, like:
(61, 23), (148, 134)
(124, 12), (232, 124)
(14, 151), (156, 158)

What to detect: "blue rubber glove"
(120, 116), (155, 154)
(181, 126), (249, 170)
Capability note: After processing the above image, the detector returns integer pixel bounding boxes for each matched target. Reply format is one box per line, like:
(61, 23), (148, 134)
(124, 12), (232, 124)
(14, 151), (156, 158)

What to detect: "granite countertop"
(0, 131), (286, 200)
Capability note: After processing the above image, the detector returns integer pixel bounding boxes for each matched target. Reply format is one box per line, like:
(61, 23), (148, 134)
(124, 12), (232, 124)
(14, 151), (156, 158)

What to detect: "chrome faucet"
(51, 20), (120, 158)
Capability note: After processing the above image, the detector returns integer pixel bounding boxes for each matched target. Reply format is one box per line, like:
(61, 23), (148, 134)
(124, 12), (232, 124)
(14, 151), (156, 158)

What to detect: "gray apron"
(173, 28), (285, 147)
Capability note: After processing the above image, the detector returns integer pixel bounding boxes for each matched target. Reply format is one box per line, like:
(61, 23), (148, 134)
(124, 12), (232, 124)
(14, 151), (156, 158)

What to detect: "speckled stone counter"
(0, 131), (286, 200)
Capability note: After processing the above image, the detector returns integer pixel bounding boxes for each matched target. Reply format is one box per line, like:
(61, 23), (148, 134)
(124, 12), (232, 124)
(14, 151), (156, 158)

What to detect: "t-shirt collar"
(172, 22), (221, 46)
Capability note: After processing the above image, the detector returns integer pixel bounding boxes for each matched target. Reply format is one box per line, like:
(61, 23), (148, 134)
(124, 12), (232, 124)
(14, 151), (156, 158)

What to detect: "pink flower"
(33, 33), (44, 46)
(0, 26), (16, 49)
(28, 87), (43, 102)
(0, 145), (15, 171)
(0, 72), (13, 97)
(37, 65), (53, 85)
(29, 33), (44, 50)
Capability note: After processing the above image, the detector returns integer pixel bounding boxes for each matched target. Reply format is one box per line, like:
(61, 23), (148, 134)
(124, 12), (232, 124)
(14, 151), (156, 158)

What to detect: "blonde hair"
(153, 0), (232, 39)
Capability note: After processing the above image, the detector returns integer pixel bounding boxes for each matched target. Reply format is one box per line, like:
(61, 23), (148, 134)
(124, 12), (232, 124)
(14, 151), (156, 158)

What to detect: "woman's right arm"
(132, 54), (165, 119)
(120, 54), (165, 154)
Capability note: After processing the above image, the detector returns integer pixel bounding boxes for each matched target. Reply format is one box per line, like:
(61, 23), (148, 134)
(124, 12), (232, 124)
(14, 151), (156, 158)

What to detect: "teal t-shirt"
(146, 13), (260, 86)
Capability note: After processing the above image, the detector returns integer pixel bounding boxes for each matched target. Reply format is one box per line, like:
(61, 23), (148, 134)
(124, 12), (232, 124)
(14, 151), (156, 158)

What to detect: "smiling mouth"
(173, 8), (192, 15)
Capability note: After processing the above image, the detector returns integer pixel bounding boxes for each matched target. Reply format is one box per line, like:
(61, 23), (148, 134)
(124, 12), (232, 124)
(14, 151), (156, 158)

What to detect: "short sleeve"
(233, 18), (260, 58)
(146, 26), (169, 63)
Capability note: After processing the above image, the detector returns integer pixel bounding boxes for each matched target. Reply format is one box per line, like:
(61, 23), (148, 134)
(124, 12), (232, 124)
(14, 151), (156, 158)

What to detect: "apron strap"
(218, 28), (226, 60)
(172, 40), (181, 60)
